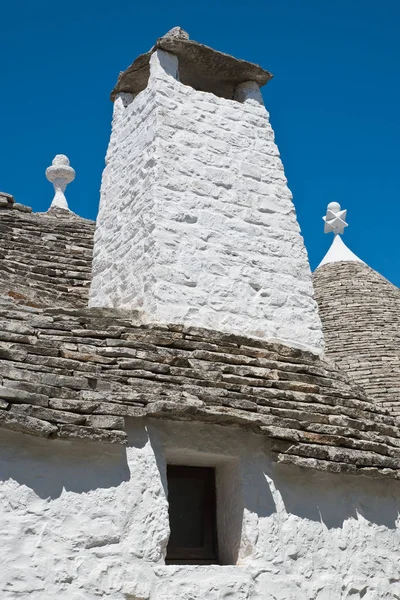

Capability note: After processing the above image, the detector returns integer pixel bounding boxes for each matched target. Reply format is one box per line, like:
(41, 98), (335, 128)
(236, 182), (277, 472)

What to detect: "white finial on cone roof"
(323, 201), (348, 235)
(318, 201), (364, 268)
(46, 155), (75, 211)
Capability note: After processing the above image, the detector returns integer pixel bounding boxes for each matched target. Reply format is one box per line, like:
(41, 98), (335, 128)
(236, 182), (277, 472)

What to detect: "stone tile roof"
(0, 201), (95, 308)
(1, 202), (400, 479)
(313, 261), (400, 415)
(1, 294), (400, 479)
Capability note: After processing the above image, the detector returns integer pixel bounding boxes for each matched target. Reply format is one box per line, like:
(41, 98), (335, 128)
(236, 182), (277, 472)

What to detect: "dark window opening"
(166, 465), (219, 565)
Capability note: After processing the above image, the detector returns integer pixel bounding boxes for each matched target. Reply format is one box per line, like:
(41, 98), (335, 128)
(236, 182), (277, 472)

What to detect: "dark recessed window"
(166, 465), (219, 565)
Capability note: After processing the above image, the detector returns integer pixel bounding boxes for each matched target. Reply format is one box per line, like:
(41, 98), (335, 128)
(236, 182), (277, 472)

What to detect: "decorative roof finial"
(46, 155), (75, 211)
(317, 201), (363, 268)
(323, 201), (348, 235)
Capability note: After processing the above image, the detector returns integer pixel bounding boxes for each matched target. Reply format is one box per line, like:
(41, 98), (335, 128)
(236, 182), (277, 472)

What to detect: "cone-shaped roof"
(314, 205), (399, 415)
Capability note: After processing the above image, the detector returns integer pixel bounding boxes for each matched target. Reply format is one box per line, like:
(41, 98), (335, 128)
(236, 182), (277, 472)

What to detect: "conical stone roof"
(313, 208), (400, 415)
(0, 194), (94, 308)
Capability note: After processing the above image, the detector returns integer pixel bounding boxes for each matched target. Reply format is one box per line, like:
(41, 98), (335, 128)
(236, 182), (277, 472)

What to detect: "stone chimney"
(89, 29), (324, 353)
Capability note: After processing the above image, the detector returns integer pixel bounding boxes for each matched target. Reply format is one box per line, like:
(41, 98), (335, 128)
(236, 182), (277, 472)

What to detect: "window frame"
(165, 465), (219, 565)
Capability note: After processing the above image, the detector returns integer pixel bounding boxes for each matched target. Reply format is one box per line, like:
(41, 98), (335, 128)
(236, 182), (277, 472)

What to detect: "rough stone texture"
(111, 30), (273, 101)
(1, 420), (400, 599)
(90, 49), (324, 353)
(0, 203), (95, 308)
(0, 192), (15, 208)
(0, 294), (400, 479)
(0, 191), (31, 213)
(313, 261), (400, 416)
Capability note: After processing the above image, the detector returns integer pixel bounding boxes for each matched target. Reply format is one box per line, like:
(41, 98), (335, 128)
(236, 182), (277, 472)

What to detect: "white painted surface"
(89, 49), (324, 353)
(1, 420), (400, 599)
(323, 202), (348, 235)
(318, 235), (364, 268)
(45, 155), (75, 211)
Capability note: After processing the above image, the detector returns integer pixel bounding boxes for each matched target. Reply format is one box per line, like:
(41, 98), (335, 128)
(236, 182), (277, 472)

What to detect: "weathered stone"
(85, 415), (125, 430)
(92, 403), (147, 418)
(0, 283), (398, 477)
(314, 261), (400, 414)
(49, 398), (99, 414)
(80, 390), (151, 405)
(275, 453), (358, 475)
(4, 378), (79, 400)
(0, 331), (32, 344)
(0, 411), (57, 437)
(9, 403), (86, 425)
(0, 209), (94, 309)
(0, 385), (49, 407)
(0, 345), (28, 362)
(118, 359), (171, 374)
(111, 35), (272, 101)
(13, 203), (32, 213)
(0, 191), (14, 202)
(57, 424), (127, 444)
(286, 443), (400, 470)
(60, 349), (116, 364)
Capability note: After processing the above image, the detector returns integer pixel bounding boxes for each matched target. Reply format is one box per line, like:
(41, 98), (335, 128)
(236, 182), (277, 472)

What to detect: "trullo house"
(0, 28), (399, 600)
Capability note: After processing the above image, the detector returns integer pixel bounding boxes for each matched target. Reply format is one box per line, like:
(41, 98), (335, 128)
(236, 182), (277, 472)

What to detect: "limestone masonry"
(2, 292), (400, 479)
(314, 261), (400, 415)
(0, 200), (94, 308)
(0, 28), (399, 600)
(89, 34), (324, 354)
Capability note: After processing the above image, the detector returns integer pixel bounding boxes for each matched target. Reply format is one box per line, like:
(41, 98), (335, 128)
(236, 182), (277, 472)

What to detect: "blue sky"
(1, 0), (399, 285)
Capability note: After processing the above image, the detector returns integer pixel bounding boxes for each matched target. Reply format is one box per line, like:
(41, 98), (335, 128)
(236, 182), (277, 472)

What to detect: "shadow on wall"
(228, 443), (400, 531)
(0, 429), (131, 500)
(241, 454), (277, 520)
(264, 462), (400, 530)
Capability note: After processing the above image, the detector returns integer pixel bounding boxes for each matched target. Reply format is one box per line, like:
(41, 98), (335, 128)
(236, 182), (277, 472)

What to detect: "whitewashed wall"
(1, 421), (399, 599)
(90, 50), (324, 354)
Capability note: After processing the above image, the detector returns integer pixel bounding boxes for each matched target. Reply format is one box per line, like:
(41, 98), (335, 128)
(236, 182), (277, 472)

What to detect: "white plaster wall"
(90, 50), (324, 354)
(1, 421), (400, 600)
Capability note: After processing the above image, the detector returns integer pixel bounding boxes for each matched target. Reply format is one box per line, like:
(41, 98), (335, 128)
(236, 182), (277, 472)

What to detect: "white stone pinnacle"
(46, 155), (75, 211)
(318, 201), (363, 268)
(323, 201), (348, 235)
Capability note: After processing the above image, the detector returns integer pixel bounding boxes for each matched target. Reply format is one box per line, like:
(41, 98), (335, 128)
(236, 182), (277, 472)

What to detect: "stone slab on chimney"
(89, 32), (324, 353)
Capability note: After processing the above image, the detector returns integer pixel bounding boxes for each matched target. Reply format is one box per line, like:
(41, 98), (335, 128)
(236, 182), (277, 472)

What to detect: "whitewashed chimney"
(89, 29), (324, 353)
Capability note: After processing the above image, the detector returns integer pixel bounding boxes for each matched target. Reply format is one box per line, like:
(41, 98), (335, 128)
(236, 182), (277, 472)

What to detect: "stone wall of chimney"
(90, 49), (324, 353)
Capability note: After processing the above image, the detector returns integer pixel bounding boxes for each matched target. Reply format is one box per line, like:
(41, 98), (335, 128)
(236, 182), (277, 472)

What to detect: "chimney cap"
(111, 30), (273, 101)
